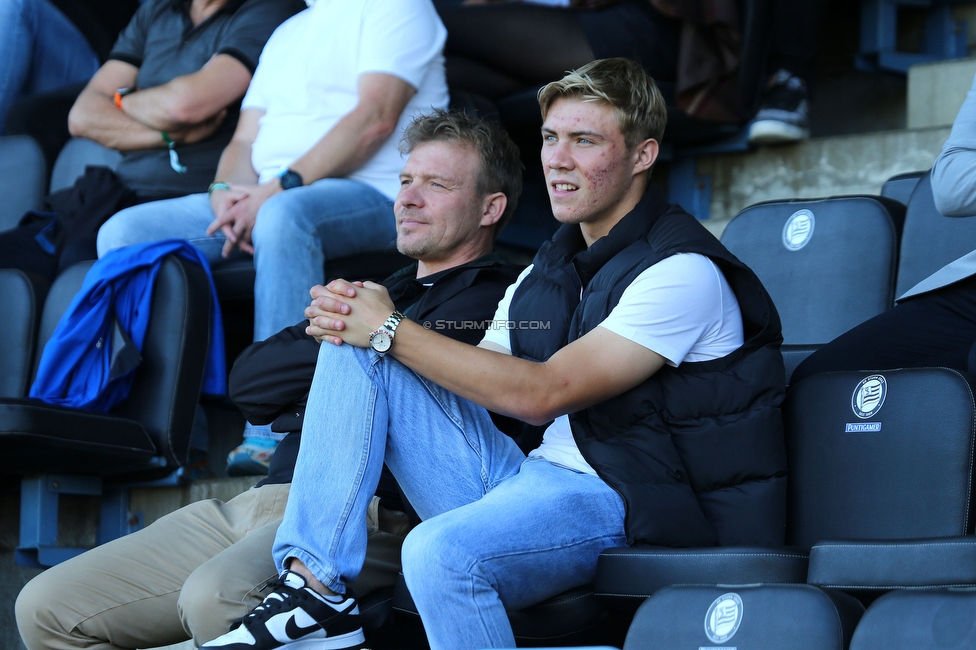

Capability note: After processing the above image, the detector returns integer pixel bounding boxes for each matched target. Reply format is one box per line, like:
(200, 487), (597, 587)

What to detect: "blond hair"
(538, 58), (666, 148)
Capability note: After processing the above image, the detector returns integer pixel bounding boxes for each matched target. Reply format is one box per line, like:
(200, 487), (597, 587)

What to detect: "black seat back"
(880, 170), (925, 207)
(0, 135), (46, 233)
(31, 262), (93, 379)
(0, 270), (48, 398)
(721, 196), (904, 380)
(29, 256), (212, 469)
(848, 589), (976, 650)
(785, 368), (976, 550)
(48, 137), (121, 194)
(895, 171), (976, 297)
(111, 257), (212, 467)
(622, 584), (863, 650)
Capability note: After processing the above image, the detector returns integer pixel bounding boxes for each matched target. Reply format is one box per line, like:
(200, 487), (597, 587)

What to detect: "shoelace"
(228, 575), (308, 630)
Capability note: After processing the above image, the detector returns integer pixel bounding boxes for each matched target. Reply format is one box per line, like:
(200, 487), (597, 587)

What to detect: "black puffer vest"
(509, 187), (787, 547)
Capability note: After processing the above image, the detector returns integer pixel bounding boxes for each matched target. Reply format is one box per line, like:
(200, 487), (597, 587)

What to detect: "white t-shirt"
(241, 0), (449, 198)
(482, 253), (745, 474)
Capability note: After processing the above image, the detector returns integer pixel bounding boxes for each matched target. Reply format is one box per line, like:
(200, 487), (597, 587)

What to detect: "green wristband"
(208, 181), (231, 196)
(161, 131), (187, 174)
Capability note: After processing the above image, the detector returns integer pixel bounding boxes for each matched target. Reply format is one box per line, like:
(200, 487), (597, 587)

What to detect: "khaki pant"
(15, 484), (409, 650)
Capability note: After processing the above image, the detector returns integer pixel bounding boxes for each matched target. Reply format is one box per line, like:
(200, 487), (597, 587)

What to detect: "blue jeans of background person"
(0, 0), (99, 134)
(97, 179), (397, 341)
(272, 343), (628, 650)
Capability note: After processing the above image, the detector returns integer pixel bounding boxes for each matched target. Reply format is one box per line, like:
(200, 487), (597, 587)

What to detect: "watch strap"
(382, 310), (404, 334)
(278, 168), (304, 190)
(369, 310), (404, 354)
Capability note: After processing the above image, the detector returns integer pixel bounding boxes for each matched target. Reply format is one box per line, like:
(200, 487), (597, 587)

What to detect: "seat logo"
(852, 374), (887, 419)
(782, 209), (815, 251)
(704, 593), (743, 644)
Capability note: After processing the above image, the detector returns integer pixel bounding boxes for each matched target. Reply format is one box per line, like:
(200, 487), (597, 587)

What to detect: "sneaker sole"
(280, 628), (366, 650)
(748, 119), (809, 145)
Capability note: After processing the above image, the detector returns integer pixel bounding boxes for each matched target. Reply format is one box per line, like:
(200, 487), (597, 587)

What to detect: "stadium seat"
(0, 255), (213, 567)
(848, 589), (976, 649)
(592, 367), (976, 630)
(894, 170), (976, 298)
(720, 195), (905, 381)
(617, 584), (864, 650)
(48, 137), (121, 194)
(0, 135), (46, 233)
(495, 584), (863, 650)
(797, 368), (976, 597)
(0, 270), (49, 399)
(880, 169), (925, 207)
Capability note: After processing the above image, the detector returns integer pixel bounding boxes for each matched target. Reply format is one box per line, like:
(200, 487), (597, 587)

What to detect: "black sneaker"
(748, 69), (810, 145)
(201, 570), (365, 650)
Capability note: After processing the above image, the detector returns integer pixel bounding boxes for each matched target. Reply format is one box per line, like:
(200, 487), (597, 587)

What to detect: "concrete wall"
(908, 57), (976, 129)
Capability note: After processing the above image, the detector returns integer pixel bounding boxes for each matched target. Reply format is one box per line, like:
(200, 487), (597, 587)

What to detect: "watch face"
(279, 169), (303, 190)
(370, 330), (392, 353)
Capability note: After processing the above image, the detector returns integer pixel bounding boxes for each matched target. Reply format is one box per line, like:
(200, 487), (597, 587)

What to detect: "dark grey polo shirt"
(109, 0), (305, 198)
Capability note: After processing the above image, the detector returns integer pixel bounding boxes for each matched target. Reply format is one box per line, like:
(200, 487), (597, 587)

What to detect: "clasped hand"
(206, 181), (281, 257)
(304, 279), (396, 347)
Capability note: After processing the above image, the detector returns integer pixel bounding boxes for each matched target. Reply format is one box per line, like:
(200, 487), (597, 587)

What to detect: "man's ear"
(480, 192), (508, 228)
(632, 138), (659, 175)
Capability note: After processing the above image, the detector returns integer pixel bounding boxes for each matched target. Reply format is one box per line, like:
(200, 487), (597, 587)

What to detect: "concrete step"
(693, 125), (951, 237)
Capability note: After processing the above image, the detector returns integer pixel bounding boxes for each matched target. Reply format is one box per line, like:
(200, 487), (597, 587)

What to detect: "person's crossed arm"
(205, 71), (416, 257)
(68, 54), (251, 152)
(305, 279), (666, 426)
(932, 73), (976, 217)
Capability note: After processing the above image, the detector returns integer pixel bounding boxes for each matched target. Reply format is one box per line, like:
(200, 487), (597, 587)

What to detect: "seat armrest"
(595, 546), (809, 612)
(808, 537), (976, 590)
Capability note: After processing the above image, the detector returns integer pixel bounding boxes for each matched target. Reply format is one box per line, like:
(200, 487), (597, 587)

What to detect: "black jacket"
(228, 253), (522, 485)
(508, 186), (788, 547)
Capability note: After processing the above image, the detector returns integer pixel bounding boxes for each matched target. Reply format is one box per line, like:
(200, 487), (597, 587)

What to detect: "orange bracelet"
(114, 91), (124, 110)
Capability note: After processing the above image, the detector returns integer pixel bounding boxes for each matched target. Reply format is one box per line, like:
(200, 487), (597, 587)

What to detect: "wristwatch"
(369, 310), (404, 355)
(278, 168), (303, 190)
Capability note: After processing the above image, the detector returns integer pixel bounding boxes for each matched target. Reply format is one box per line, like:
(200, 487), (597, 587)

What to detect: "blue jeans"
(0, 0), (99, 133)
(273, 343), (628, 650)
(97, 179), (397, 342)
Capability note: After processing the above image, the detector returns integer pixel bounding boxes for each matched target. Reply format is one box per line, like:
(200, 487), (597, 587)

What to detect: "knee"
(179, 562), (266, 645)
(178, 567), (238, 645)
(252, 192), (326, 260)
(401, 522), (477, 603)
(16, 571), (72, 650)
(252, 193), (300, 249)
(96, 209), (135, 257)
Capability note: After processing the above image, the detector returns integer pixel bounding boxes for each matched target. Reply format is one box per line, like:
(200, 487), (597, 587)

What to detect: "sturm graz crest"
(705, 593), (743, 644)
(782, 209), (815, 251)
(852, 374), (887, 419)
